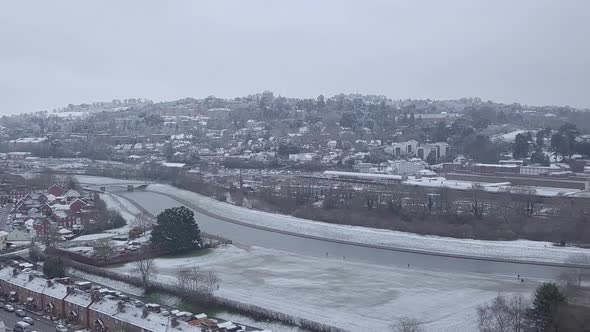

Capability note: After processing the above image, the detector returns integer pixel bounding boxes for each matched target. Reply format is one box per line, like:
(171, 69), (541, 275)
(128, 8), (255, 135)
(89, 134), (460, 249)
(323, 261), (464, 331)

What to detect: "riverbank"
(107, 244), (540, 332)
(144, 183), (590, 266)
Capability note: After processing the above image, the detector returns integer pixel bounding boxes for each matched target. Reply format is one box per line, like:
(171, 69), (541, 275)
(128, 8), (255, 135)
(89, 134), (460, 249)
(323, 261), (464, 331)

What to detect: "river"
(96, 185), (577, 281)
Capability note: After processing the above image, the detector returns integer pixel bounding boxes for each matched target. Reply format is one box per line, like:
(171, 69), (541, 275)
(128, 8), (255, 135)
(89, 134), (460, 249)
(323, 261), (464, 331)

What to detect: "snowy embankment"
(77, 175), (150, 186)
(147, 184), (590, 265)
(98, 193), (140, 235)
(109, 244), (539, 332)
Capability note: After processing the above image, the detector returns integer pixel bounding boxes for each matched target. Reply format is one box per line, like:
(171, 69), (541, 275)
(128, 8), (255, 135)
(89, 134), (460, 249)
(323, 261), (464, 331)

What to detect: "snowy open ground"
(146, 184), (590, 265)
(77, 175), (150, 186)
(109, 245), (540, 332)
(98, 193), (141, 235)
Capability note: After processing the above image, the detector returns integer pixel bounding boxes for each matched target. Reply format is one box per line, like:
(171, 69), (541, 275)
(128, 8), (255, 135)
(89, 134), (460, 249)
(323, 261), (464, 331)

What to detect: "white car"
(23, 317), (34, 325)
(56, 325), (68, 332)
(4, 304), (14, 312)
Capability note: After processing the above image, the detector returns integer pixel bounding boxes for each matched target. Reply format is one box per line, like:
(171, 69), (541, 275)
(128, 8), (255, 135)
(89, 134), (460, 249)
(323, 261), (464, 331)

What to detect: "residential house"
(64, 189), (81, 203)
(64, 286), (94, 328)
(47, 184), (64, 197)
(42, 279), (69, 319)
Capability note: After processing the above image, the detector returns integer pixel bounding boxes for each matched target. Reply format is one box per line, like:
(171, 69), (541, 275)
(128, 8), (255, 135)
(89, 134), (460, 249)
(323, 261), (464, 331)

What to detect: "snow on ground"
(109, 245), (539, 332)
(98, 193), (141, 235)
(70, 233), (114, 242)
(403, 177), (581, 197)
(75, 175), (149, 186)
(147, 184), (590, 265)
(68, 268), (144, 297)
(493, 130), (531, 142)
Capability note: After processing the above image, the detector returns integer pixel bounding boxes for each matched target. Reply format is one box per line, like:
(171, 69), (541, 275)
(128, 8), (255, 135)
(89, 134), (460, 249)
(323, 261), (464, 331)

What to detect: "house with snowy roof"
(63, 287), (94, 328)
(47, 184), (64, 197)
(42, 279), (69, 319)
(64, 189), (81, 202)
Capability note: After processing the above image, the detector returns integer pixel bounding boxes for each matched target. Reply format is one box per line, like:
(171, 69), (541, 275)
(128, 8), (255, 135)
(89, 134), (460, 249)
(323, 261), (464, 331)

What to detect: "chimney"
(28, 275), (34, 282)
(91, 290), (101, 302)
(142, 307), (148, 318)
(171, 316), (179, 327)
(117, 301), (125, 312)
(47, 280), (53, 287)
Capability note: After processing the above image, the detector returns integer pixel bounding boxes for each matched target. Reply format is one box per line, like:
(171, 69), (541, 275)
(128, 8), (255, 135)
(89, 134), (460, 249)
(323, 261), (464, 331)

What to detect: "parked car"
(23, 316), (34, 325)
(13, 321), (30, 332)
(4, 304), (15, 312)
(16, 309), (27, 317)
(56, 325), (68, 332)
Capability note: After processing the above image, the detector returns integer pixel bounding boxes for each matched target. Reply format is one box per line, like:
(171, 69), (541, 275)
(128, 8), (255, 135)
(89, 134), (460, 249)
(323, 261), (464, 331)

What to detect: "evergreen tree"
(513, 133), (530, 159)
(530, 147), (550, 166)
(529, 282), (566, 330)
(150, 206), (201, 254)
(43, 256), (65, 278)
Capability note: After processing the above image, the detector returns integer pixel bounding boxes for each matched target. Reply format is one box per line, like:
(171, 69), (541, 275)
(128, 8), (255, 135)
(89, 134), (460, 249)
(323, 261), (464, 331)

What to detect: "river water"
(105, 187), (574, 280)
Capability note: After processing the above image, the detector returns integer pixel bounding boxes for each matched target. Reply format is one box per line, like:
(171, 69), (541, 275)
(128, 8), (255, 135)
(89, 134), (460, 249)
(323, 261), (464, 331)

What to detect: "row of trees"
(252, 178), (590, 242)
(513, 123), (590, 165)
(476, 281), (589, 332)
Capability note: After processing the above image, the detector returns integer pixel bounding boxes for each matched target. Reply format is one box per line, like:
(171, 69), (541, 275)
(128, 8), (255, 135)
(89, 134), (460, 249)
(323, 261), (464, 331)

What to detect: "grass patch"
(146, 291), (163, 303)
(178, 299), (224, 317)
(164, 247), (213, 259)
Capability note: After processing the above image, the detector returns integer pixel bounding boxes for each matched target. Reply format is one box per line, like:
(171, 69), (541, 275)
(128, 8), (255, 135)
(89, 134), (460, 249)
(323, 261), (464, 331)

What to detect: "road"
(0, 205), (13, 232)
(0, 305), (60, 332)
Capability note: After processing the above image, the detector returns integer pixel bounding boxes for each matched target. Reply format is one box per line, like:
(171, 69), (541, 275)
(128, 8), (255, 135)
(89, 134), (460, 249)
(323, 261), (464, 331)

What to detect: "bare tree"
(175, 266), (219, 302)
(495, 187), (514, 223)
(438, 186), (458, 218)
(511, 186), (538, 217)
(390, 317), (425, 332)
(132, 213), (152, 234)
(28, 239), (42, 262)
(560, 254), (590, 298)
(477, 294), (529, 332)
(133, 254), (157, 290)
(93, 239), (114, 263)
(44, 224), (62, 247)
(470, 183), (486, 219)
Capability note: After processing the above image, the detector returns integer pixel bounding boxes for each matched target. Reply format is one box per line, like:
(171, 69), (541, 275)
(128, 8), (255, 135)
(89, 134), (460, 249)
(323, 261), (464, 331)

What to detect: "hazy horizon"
(1, 0), (589, 115)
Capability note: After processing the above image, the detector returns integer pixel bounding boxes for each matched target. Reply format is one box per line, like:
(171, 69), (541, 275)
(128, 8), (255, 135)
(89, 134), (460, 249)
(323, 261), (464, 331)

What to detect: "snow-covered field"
(493, 130), (532, 142)
(147, 184), (590, 265)
(97, 193), (141, 235)
(403, 176), (580, 197)
(109, 245), (539, 332)
(76, 175), (149, 186)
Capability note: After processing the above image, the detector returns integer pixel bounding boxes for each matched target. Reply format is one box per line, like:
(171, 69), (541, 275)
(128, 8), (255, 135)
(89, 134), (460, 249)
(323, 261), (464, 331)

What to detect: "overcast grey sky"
(1, 0), (589, 114)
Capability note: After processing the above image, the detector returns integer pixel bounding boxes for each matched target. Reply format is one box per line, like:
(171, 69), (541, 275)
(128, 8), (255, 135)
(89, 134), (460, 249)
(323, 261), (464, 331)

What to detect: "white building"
(387, 159), (427, 176)
(416, 142), (450, 161)
(386, 141), (449, 161)
(520, 164), (566, 176)
(352, 162), (374, 173)
(288, 153), (317, 162)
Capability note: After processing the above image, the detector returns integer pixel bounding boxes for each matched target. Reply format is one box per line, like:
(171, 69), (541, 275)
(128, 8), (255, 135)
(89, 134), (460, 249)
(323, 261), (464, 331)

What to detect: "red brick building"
(42, 279), (69, 319)
(47, 184), (64, 197)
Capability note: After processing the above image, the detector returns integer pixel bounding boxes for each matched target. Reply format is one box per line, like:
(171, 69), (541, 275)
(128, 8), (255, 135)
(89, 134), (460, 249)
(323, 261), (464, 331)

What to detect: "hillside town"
(0, 93), (589, 332)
